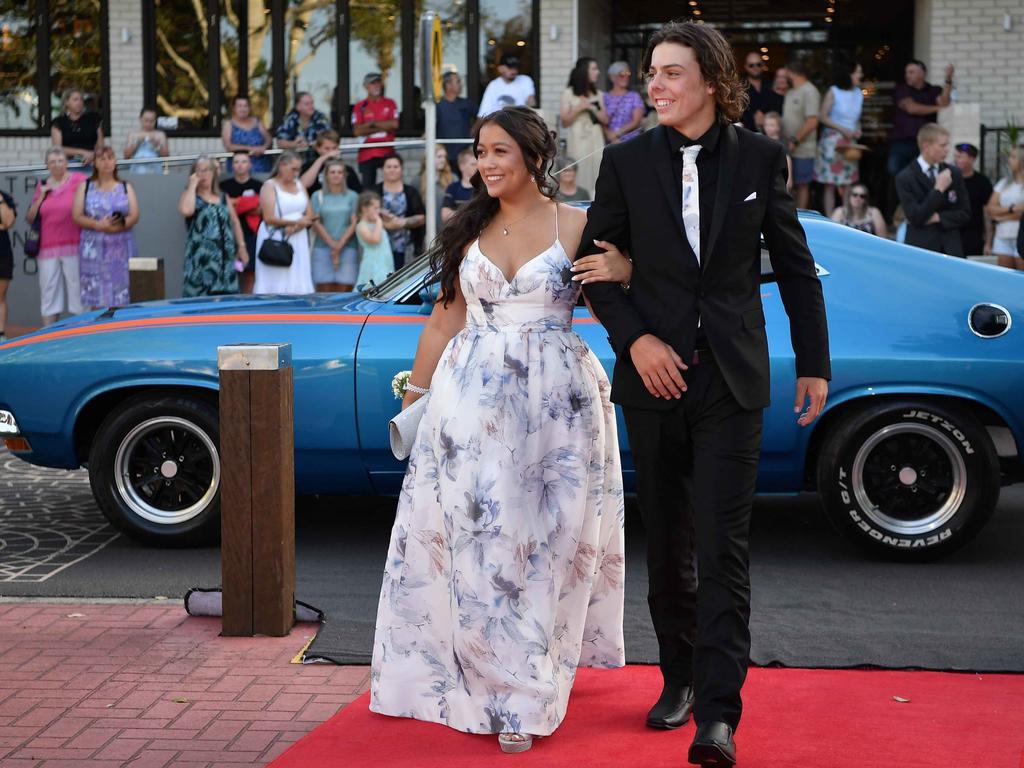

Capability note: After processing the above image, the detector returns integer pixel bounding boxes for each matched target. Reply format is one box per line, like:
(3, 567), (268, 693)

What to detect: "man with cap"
(953, 142), (993, 256)
(476, 52), (536, 121)
(352, 73), (400, 189)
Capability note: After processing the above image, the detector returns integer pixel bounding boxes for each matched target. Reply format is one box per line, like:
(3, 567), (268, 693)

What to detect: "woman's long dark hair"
(568, 57), (598, 97)
(430, 106), (558, 306)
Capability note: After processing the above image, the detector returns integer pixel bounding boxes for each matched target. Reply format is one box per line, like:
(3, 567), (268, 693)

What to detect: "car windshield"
(362, 253), (432, 301)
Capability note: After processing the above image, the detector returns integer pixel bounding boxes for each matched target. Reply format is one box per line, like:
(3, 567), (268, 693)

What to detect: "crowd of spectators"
(12, 51), (1024, 330)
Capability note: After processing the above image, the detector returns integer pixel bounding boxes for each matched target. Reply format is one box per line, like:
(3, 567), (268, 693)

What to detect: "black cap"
(499, 53), (521, 68)
(955, 142), (979, 158)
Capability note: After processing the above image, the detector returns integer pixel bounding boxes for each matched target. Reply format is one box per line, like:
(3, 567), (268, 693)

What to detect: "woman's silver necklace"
(501, 201), (547, 236)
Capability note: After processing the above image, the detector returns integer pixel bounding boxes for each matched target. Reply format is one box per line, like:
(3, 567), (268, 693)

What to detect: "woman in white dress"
(254, 150), (315, 294)
(370, 107), (633, 753)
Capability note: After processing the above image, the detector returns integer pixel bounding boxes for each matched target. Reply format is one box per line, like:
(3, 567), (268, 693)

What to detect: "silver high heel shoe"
(498, 733), (533, 753)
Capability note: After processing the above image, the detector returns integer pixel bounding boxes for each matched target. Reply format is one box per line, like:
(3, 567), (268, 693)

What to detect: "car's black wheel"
(88, 394), (221, 546)
(816, 400), (1000, 560)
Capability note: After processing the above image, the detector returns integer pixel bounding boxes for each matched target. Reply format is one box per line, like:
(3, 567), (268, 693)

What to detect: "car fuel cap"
(968, 303), (1011, 338)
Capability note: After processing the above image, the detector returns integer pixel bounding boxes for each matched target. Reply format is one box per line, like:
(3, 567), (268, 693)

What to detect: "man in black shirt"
(739, 51), (783, 133)
(220, 152), (263, 293)
(953, 142), (993, 256)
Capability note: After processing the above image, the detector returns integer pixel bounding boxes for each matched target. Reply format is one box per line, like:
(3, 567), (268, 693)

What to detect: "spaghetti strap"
(554, 200), (560, 240)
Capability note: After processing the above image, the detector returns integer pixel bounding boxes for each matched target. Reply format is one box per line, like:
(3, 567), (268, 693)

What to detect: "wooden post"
(218, 343), (295, 637)
(128, 256), (165, 302)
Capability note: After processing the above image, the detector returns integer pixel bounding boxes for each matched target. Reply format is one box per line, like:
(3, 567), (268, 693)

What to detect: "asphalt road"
(2, 448), (1023, 670)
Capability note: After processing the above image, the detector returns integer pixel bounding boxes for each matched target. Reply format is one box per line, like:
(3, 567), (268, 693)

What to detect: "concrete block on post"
(217, 343), (296, 638)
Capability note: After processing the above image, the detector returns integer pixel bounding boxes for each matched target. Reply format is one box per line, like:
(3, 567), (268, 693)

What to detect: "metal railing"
(0, 138), (475, 175)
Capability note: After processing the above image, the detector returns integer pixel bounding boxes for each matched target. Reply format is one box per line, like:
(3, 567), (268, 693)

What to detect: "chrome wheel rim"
(114, 417), (220, 526)
(851, 423), (967, 536)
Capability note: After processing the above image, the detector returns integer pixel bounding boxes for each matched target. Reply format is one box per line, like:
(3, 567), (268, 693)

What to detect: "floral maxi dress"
(79, 181), (136, 307)
(370, 207), (626, 737)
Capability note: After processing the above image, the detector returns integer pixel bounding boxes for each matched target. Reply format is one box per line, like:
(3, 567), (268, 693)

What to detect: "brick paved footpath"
(0, 601), (370, 767)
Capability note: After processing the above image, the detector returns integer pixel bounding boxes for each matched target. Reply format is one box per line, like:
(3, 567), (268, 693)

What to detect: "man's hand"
(945, 63), (955, 80)
(794, 377), (828, 426)
(629, 334), (688, 400)
(935, 168), (953, 192)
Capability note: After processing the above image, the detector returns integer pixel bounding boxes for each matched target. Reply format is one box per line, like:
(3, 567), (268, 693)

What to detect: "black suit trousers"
(624, 358), (762, 731)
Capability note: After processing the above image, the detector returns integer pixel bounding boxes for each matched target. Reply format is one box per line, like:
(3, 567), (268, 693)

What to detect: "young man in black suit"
(578, 21), (830, 767)
(894, 122), (971, 256)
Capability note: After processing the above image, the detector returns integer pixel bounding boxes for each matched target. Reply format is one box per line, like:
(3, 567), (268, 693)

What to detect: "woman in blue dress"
(221, 96), (272, 174)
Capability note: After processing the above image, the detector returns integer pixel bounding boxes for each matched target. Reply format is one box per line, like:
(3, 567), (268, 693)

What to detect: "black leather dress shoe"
(688, 721), (736, 767)
(645, 683), (695, 729)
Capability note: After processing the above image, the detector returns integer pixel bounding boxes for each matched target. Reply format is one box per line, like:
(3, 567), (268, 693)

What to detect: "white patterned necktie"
(681, 144), (702, 264)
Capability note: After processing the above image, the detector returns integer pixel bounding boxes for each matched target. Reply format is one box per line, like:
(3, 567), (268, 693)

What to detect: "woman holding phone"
(71, 146), (139, 310)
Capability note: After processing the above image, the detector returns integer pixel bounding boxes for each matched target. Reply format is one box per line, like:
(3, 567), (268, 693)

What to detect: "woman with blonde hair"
(177, 156), (249, 296)
(254, 150), (316, 294)
(985, 145), (1024, 270)
(311, 158), (359, 292)
(420, 145), (456, 233)
(25, 147), (88, 324)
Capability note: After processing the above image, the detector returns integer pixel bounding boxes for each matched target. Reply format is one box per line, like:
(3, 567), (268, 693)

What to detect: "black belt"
(691, 347), (714, 365)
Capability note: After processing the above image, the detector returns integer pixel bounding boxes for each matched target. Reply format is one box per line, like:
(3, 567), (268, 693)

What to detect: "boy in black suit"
(579, 20), (830, 768)
(894, 122), (971, 256)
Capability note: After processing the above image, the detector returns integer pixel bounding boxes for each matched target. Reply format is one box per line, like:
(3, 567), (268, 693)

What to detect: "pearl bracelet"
(405, 381), (430, 395)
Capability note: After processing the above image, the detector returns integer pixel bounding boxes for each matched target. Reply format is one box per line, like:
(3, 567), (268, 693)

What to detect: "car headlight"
(0, 410), (19, 435)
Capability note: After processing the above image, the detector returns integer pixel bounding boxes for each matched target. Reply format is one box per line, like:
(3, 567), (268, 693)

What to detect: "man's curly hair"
(643, 20), (749, 124)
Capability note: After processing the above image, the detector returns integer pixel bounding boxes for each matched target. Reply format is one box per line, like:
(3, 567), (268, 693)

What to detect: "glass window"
(248, 5), (274, 128)
(49, 0), (104, 120)
(220, 0), (274, 128)
(0, 4), (40, 130)
(152, 0), (213, 131)
(479, 0), (533, 87)
(284, 1), (336, 125)
(349, 0), (403, 114)
(414, 1), (468, 99)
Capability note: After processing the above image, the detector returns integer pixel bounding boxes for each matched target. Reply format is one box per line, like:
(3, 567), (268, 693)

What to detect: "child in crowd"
(762, 111), (793, 191)
(355, 191), (394, 287)
(221, 150), (263, 294)
(441, 147), (478, 223)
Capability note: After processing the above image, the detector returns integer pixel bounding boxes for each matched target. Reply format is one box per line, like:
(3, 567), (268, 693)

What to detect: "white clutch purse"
(389, 394), (428, 460)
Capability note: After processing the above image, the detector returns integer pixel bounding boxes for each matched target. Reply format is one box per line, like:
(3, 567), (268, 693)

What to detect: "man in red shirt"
(352, 73), (400, 189)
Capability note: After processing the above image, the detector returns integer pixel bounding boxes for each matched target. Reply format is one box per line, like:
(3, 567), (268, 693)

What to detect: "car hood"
(0, 292), (382, 349)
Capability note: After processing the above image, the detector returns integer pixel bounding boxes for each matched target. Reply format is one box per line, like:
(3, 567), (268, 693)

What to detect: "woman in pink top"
(25, 147), (87, 324)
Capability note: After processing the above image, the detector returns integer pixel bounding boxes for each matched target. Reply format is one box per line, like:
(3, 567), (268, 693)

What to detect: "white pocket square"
(743, 191), (757, 202)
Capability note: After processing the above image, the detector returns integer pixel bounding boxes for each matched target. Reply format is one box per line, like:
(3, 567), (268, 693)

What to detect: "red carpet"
(270, 665), (1024, 767)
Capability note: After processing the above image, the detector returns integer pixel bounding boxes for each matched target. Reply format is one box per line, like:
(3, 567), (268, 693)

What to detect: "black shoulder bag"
(257, 185), (294, 267)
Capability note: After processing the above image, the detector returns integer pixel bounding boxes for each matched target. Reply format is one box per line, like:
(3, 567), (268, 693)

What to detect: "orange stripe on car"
(0, 311), (598, 350)
(0, 313), (429, 350)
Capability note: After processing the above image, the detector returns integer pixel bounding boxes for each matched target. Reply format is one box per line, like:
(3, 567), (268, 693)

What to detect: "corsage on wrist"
(391, 370), (429, 398)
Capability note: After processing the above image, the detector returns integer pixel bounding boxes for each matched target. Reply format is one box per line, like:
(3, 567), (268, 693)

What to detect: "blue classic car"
(0, 213), (1021, 559)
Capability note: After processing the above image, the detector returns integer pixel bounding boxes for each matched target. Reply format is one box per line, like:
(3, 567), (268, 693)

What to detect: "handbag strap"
(271, 183), (287, 241)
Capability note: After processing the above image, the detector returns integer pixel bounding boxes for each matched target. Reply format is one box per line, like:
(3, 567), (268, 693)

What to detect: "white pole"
(425, 98), (437, 247)
(421, 11), (439, 249)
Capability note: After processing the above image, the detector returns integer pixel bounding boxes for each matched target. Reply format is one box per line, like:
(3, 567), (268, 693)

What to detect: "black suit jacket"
(894, 161), (971, 256)
(579, 122), (831, 411)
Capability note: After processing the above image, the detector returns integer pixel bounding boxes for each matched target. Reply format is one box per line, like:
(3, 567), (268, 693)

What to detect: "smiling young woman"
(369, 106), (633, 754)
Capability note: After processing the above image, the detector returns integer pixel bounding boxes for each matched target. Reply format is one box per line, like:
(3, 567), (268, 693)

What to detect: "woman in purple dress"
(71, 146), (139, 310)
(603, 61), (645, 144)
